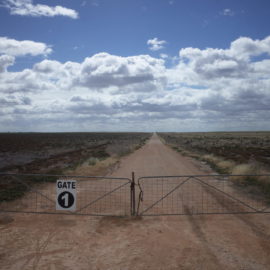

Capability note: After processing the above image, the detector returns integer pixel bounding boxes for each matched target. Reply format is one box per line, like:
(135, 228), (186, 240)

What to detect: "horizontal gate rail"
(137, 174), (270, 216)
(2, 172), (270, 217)
(0, 173), (132, 216)
(0, 172), (129, 180)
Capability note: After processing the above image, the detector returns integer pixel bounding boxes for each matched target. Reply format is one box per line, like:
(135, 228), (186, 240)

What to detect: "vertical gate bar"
(131, 172), (136, 216)
(130, 175), (133, 216)
(130, 178), (132, 216)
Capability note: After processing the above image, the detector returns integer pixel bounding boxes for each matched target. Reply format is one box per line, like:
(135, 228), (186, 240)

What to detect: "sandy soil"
(1, 134), (270, 270)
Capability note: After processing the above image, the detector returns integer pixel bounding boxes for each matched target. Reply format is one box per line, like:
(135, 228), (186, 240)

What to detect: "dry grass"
(69, 156), (120, 176)
(158, 131), (270, 166)
(172, 146), (199, 159)
(201, 154), (270, 199)
(161, 133), (270, 198)
(200, 154), (235, 174)
(217, 160), (236, 173)
(202, 154), (222, 164)
(230, 164), (259, 185)
(232, 163), (259, 175)
(225, 164), (270, 199)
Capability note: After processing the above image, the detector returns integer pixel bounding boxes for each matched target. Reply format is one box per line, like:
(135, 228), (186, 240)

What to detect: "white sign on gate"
(56, 180), (76, 211)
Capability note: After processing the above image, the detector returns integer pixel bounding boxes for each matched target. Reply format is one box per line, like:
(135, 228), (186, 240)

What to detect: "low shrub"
(88, 157), (98, 166)
(200, 154), (233, 174)
(216, 160), (235, 174)
(230, 164), (259, 185)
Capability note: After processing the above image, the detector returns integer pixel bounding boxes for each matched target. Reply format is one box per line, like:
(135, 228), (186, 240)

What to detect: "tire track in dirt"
(183, 206), (223, 269)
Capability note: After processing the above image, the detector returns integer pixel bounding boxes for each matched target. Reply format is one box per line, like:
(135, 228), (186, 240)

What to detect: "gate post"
(130, 172), (136, 216)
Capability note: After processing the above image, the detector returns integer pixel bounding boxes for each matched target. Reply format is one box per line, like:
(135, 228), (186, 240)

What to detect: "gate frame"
(0, 172), (134, 216)
(136, 174), (270, 216)
(1, 173), (270, 217)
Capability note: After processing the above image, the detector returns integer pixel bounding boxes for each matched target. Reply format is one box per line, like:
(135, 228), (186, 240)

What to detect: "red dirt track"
(1, 134), (270, 269)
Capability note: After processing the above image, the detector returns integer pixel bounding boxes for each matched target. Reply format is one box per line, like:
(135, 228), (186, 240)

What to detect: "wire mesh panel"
(137, 175), (270, 216)
(0, 173), (131, 216)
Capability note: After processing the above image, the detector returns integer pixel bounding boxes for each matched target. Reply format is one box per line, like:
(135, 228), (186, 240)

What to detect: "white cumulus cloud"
(178, 36), (270, 79)
(0, 37), (52, 57)
(3, 0), (78, 19)
(76, 53), (166, 90)
(147, 38), (167, 51)
(1, 36), (270, 132)
(0, 54), (15, 72)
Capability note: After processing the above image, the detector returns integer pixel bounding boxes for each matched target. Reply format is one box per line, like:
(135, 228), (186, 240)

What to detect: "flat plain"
(1, 133), (270, 269)
(158, 132), (270, 168)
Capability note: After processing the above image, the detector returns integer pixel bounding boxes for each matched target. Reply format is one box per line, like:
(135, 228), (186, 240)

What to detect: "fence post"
(130, 172), (136, 216)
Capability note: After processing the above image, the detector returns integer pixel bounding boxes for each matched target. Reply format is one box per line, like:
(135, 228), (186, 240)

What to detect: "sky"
(0, 0), (270, 132)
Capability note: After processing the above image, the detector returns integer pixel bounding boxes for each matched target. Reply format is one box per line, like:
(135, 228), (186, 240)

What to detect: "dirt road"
(1, 134), (270, 269)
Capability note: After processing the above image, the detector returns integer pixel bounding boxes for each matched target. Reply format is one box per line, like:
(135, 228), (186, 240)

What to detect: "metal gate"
(0, 173), (134, 216)
(137, 175), (270, 216)
(1, 173), (270, 216)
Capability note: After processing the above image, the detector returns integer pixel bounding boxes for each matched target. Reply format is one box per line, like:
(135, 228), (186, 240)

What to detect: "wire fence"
(1, 173), (270, 216)
(137, 175), (270, 216)
(0, 173), (131, 216)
